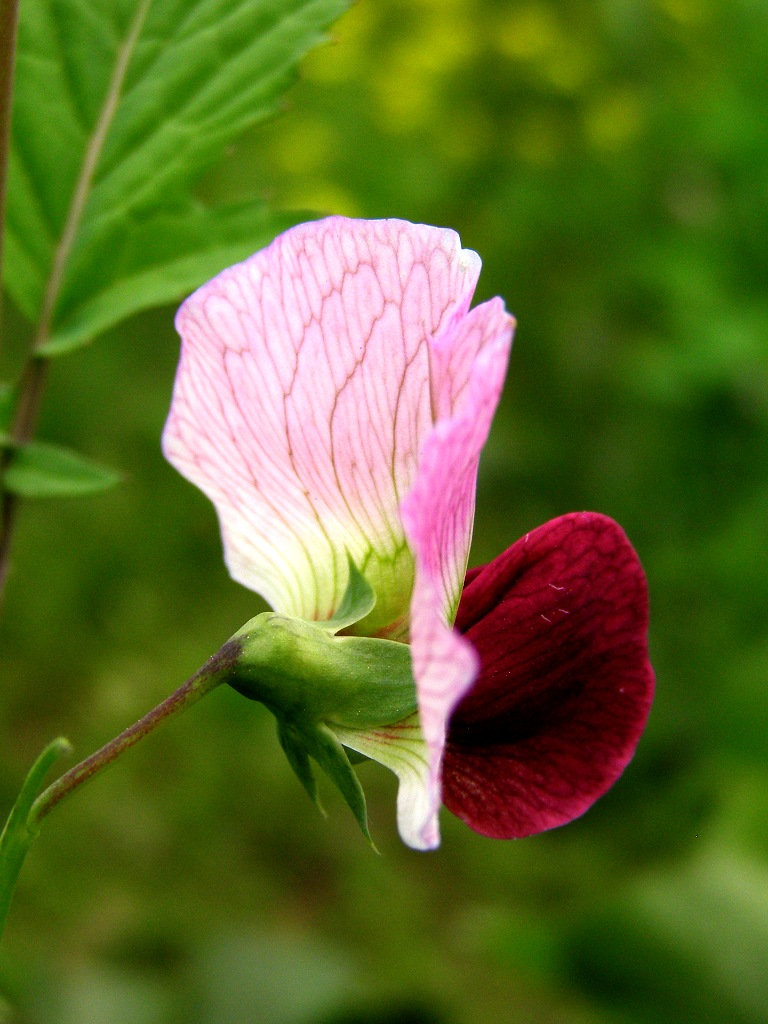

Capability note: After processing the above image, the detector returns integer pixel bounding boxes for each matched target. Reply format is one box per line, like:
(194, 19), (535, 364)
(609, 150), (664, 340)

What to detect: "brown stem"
(0, 487), (16, 609)
(0, 0), (20, 360)
(30, 638), (242, 826)
(0, 0), (21, 613)
(0, 0), (151, 615)
(0, 355), (47, 614)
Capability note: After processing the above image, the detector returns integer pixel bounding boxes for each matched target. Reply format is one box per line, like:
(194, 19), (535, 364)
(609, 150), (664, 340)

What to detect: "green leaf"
(3, 441), (121, 498)
(0, 737), (72, 941)
(4, 0), (350, 353)
(39, 202), (310, 357)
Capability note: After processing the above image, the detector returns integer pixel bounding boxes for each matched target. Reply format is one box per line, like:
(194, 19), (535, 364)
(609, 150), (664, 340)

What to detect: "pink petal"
(442, 513), (655, 839)
(162, 217), (482, 629)
(399, 300), (515, 847)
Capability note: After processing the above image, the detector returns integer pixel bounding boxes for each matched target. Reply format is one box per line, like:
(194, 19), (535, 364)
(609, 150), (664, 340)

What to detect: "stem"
(0, 0), (151, 615)
(0, 637), (241, 944)
(0, 0), (20, 616)
(0, 0), (20, 360)
(31, 638), (241, 826)
(0, 483), (17, 613)
(0, 355), (47, 610)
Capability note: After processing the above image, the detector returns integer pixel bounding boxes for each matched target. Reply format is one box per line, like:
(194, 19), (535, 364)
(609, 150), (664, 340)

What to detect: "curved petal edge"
(400, 298), (515, 846)
(443, 512), (654, 839)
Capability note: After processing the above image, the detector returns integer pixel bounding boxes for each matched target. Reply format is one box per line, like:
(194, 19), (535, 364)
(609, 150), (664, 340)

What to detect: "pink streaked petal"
(333, 713), (437, 850)
(402, 582), (479, 846)
(443, 513), (655, 839)
(162, 217), (482, 626)
(400, 301), (514, 844)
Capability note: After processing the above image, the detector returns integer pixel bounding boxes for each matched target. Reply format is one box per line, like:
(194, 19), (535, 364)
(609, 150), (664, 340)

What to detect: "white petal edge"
(162, 217), (483, 628)
(400, 301), (514, 844)
(333, 713), (440, 850)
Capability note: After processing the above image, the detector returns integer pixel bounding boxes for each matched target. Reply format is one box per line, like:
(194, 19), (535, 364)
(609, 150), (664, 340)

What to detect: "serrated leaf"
(39, 202), (309, 356)
(3, 441), (121, 498)
(4, 0), (350, 353)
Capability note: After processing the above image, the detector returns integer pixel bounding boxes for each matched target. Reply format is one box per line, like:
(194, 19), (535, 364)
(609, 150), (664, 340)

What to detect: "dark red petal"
(443, 512), (654, 839)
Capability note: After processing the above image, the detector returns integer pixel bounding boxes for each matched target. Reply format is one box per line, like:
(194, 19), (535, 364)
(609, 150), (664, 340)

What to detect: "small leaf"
(318, 555), (376, 634)
(3, 441), (121, 498)
(0, 737), (72, 939)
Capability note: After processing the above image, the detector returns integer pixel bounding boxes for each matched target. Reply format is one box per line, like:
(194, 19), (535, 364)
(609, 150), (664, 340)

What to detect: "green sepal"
(230, 613), (416, 730)
(316, 555), (376, 634)
(228, 612), (416, 843)
(1, 440), (121, 498)
(277, 720), (322, 812)
(309, 723), (374, 847)
(277, 718), (374, 846)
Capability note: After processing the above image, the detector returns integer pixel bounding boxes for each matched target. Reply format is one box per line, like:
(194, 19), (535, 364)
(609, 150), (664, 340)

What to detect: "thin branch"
(0, 0), (20, 617)
(31, 637), (241, 826)
(0, 0), (152, 613)
(32, 0), (153, 352)
(0, 637), (240, 943)
(0, 0), (21, 361)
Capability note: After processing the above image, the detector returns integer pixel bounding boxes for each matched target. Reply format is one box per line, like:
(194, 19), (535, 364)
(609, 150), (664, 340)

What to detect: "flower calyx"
(226, 564), (416, 844)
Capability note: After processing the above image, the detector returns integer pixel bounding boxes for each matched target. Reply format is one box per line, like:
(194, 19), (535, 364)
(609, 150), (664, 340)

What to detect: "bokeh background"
(2, 0), (768, 1021)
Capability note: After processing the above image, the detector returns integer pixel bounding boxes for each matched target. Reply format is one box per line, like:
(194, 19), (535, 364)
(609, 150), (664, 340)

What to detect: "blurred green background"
(2, 0), (768, 1020)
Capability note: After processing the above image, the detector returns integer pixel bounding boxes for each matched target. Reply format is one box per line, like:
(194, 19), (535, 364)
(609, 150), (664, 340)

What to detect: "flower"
(163, 216), (653, 850)
(444, 512), (654, 838)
